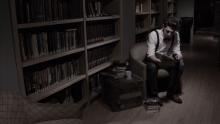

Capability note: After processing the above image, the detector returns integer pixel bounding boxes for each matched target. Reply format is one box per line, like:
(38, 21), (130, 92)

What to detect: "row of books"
(136, 0), (144, 13)
(167, 3), (176, 13)
(88, 45), (113, 69)
(136, 20), (145, 32)
(87, 22), (115, 44)
(136, 0), (161, 13)
(16, 0), (82, 23)
(86, 0), (109, 17)
(24, 59), (82, 94)
(19, 28), (80, 61)
(151, 1), (160, 12)
(40, 81), (83, 103)
(151, 16), (159, 28)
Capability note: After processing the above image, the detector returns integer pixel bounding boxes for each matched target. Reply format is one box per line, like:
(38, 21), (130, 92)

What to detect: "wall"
(177, 0), (194, 17)
(0, 0), (20, 92)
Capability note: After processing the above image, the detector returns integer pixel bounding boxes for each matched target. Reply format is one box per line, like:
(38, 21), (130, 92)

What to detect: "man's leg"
(146, 61), (158, 98)
(143, 61), (162, 107)
(167, 59), (184, 103)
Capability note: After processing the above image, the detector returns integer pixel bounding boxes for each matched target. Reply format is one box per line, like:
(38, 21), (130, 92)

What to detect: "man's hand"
(173, 54), (182, 60)
(148, 55), (161, 64)
(163, 54), (174, 61)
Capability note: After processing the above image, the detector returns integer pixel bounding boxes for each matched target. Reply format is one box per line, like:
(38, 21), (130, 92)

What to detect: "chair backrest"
(130, 42), (147, 61)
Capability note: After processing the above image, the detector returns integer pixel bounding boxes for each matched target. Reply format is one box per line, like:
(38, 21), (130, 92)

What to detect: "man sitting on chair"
(144, 17), (184, 105)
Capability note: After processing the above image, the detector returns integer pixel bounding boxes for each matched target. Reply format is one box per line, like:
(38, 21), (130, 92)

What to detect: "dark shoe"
(167, 95), (183, 104)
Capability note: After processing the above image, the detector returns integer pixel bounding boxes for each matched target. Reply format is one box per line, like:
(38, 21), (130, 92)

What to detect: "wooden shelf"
(28, 74), (86, 102)
(136, 12), (150, 16)
(22, 47), (85, 67)
(18, 18), (84, 29)
(87, 36), (120, 50)
(86, 15), (120, 21)
(88, 62), (113, 76)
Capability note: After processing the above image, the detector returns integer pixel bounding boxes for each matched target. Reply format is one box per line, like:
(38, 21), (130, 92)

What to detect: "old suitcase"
(100, 71), (143, 112)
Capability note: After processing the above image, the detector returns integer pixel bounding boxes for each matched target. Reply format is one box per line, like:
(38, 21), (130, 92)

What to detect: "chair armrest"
(130, 56), (147, 81)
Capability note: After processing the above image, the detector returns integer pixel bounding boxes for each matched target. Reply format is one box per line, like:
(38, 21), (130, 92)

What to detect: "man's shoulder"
(149, 30), (157, 36)
(149, 29), (162, 35)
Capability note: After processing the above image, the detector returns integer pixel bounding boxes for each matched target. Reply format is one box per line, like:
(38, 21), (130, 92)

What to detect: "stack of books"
(143, 98), (160, 112)
(112, 62), (128, 79)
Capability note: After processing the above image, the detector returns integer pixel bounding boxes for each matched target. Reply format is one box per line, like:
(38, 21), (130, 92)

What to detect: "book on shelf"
(87, 21), (115, 44)
(151, 16), (156, 27)
(24, 57), (83, 94)
(151, 1), (159, 12)
(88, 45), (113, 69)
(16, 0), (82, 23)
(136, 0), (143, 13)
(86, 0), (107, 17)
(136, 20), (145, 32)
(19, 28), (80, 61)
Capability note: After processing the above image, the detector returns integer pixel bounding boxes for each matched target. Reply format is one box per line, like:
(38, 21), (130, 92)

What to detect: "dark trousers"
(144, 59), (184, 98)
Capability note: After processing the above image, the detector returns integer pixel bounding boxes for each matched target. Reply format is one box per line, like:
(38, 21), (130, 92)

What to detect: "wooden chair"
(130, 42), (170, 99)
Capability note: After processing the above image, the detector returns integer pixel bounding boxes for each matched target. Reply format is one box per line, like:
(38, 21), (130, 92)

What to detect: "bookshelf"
(150, 0), (162, 28)
(135, 0), (151, 36)
(165, 0), (177, 17)
(135, 0), (163, 43)
(10, 0), (121, 109)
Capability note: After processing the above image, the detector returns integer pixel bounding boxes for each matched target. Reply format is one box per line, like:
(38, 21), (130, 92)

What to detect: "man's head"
(162, 17), (179, 39)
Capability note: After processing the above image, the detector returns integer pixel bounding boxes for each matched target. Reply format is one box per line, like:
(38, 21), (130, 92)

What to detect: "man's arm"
(146, 31), (161, 64)
(172, 31), (183, 60)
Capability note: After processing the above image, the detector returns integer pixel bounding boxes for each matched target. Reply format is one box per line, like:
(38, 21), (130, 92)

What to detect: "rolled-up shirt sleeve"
(147, 31), (157, 57)
(172, 31), (182, 57)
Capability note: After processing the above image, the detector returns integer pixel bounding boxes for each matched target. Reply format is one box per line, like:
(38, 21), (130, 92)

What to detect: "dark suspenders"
(155, 30), (159, 52)
(168, 35), (175, 54)
(154, 30), (174, 53)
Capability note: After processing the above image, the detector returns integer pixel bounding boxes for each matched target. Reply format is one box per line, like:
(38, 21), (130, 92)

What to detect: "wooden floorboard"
(82, 32), (220, 124)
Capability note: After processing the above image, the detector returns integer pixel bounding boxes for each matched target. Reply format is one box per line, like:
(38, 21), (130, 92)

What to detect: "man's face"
(163, 26), (174, 39)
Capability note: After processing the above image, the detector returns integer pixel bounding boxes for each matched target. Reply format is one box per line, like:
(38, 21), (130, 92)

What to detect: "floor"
(82, 32), (220, 124)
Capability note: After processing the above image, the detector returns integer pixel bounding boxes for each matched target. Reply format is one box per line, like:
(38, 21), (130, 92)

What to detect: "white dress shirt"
(146, 29), (182, 58)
